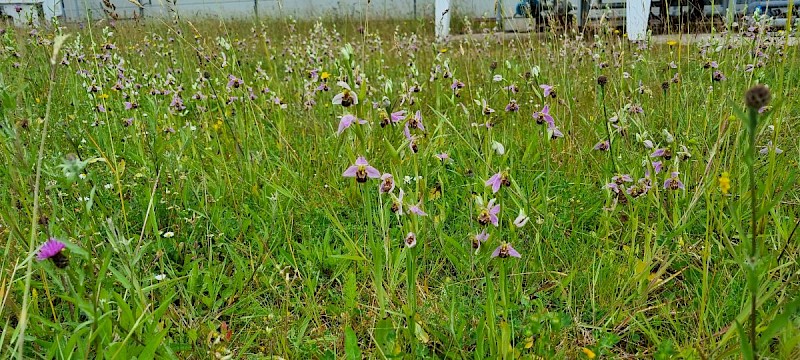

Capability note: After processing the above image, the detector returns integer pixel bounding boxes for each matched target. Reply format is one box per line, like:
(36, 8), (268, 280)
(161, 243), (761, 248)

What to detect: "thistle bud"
(745, 84), (771, 109)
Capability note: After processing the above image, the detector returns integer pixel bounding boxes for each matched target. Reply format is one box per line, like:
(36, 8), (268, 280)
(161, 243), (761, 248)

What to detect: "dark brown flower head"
(490, 61), (497, 70)
(661, 81), (670, 91)
(597, 75), (608, 86)
(745, 84), (771, 109)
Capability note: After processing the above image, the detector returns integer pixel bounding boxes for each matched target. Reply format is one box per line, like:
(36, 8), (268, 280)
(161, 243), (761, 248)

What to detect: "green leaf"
(140, 325), (170, 359)
(414, 321), (429, 344)
(374, 318), (394, 349)
(345, 327), (361, 360)
(758, 296), (800, 348)
(344, 270), (357, 312)
(736, 320), (755, 360)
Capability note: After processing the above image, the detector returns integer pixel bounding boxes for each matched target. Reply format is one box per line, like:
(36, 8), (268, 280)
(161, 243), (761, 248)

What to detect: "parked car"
(746, 0), (799, 27)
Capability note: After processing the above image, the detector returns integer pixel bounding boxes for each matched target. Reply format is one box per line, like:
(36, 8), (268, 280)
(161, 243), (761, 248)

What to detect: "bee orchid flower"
(491, 243), (521, 258)
(343, 156), (380, 183)
(332, 81), (358, 107)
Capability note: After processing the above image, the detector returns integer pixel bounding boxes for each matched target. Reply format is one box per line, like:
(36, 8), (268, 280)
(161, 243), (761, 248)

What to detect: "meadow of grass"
(0, 13), (799, 359)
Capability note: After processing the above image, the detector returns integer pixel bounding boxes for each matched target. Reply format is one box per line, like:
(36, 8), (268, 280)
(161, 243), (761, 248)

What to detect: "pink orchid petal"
(366, 166), (381, 178)
(343, 166), (359, 177)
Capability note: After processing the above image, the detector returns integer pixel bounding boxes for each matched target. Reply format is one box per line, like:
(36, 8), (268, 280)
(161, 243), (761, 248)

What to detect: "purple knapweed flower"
(343, 156), (380, 183)
(533, 105), (554, 126)
(332, 81), (358, 107)
(477, 198), (501, 226)
(379, 173), (395, 193)
(663, 171), (685, 190)
(491, 243), (521, 258)
(37, 238), (68, 268)
(337, 114), (367, 136)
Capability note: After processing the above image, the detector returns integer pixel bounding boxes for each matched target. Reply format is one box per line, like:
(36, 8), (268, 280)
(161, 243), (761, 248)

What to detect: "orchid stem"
(600, 86), (617, 175)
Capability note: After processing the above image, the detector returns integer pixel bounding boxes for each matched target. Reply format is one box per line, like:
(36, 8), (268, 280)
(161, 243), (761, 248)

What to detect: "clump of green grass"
(0, 13), (799, 359)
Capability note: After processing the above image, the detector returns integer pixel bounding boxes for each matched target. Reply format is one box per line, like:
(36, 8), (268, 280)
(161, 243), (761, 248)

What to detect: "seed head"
(597, 75), (608, 87)
(745, 84), (771, 109)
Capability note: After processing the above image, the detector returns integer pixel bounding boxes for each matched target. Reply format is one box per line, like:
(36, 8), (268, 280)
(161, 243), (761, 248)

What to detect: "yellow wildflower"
(667, 40), (678, 46)
(439, 48), (448, 53)
(524, 336), (534, 349)
(320, 71), (330, 80)
(98, 93), (109, 99)
(582, 347), (597, 359)
(719, 172), (731, 194)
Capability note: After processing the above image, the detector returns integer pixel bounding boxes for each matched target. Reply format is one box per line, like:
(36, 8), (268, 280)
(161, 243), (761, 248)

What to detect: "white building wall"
(61, 0), (496, 22)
